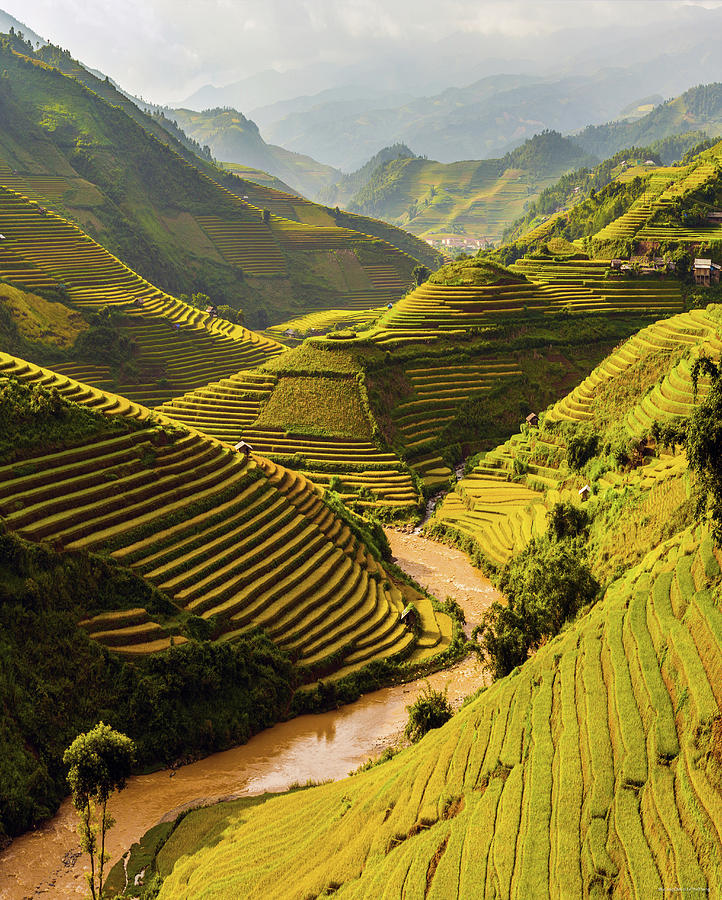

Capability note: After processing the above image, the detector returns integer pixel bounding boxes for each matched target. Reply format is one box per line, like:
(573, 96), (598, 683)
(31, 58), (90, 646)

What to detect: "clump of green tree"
(404, 682), (453, 742)
(0, 378), (136, 464)
(687, 354), (722, 543)
(474, 509), (599, 678)
(64, 724), (135, 899)
(179, 292), (244, 325)
(72, 306), (136, 368)
(565, 425), (600, 470)
(412, 264), (431, 286)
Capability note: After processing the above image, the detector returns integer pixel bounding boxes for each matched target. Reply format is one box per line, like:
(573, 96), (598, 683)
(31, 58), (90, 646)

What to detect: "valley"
(0, 527), (498, 900)
(3, 8), (722, 899)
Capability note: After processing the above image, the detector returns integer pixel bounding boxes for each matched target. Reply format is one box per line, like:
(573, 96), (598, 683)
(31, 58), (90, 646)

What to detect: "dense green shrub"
(687, 355), (722, 542)
(72, 306), (136, 368)
(404, 682), (453, 742)
(323, 489), (391, 561)
(565, 426), (600, 470)
(547, 501), (589, 540)
(475, 536), (600, 678)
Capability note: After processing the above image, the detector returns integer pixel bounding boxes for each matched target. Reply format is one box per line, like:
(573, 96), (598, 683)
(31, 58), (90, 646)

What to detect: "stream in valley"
(0, 529), (500, 899)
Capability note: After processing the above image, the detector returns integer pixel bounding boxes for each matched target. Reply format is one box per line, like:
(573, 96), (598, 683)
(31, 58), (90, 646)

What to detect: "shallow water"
(0, 529), (499, 899)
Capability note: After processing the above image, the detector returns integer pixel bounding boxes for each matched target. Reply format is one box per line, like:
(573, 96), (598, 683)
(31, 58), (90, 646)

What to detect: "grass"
(254, 375), (371, 438)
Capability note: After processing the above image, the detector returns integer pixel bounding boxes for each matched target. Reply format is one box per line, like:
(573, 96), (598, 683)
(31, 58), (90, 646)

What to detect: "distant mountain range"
(258, 49), (722, 172)
(171, 81), (722, 247)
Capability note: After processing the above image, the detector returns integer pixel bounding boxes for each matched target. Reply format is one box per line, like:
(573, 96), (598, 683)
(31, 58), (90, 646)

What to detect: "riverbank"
(0, 529), (499, 900)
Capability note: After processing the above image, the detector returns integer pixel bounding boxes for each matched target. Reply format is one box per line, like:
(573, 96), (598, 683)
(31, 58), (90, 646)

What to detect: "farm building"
(233, 440), (253, 457)
(693, 258), (722, 286)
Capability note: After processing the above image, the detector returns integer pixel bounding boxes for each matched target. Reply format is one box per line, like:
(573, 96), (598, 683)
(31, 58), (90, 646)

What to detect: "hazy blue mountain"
(0, 8), (46, 47)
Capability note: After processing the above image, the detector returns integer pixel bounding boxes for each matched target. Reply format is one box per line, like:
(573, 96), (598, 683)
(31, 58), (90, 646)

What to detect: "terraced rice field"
(433, 306), (721, 569)
(433, 459), (553, 568)
(0, 186), (187, 313)
(587, 154), (722, 246)
(548, 308), (722, 426)
(392, 359), (523, 456)
(153, 366), (420, 509)
(220, 174), (336, 226)
(156, 519), (722, 898)
(370, 258), (681, 345)
(0, 164), (72, 201)
(371, 280), (546, 344)
(0, 352), (446, 670)
(54, 316), (282, 408)
(156, 371), (278, 442)
(265, 307), (387, 341)
(195, 214), (288, 276)
(511, 258), (683, 315)
(240, 427), (420, 510)
(0, 185), (284, 402)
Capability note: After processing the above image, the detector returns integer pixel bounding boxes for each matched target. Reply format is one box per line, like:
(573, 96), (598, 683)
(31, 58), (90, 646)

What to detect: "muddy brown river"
(0, 530), (499, 899)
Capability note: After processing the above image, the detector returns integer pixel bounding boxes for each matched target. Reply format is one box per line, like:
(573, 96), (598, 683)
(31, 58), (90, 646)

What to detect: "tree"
(64, 724), (135, 899)
(404, 682), (453, 742)
(474, 536), (599, 678)
(565, 425), (599, 470)
(687, 354), (722, 543)
(547, 501), (589, 541)
(412, 264), (431, 286)
(216, 304), (243, 325)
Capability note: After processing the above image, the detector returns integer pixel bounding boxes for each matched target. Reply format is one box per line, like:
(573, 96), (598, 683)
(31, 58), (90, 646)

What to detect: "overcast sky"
(4, 0), (722, 105)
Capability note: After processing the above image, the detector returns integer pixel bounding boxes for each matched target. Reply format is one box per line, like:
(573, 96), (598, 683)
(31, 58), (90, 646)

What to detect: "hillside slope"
(0, 185), (284, 406)
(168, 106), (342, 201)
(501, 138), (722, 260)
(574, 83), (722, 162)
(349, 132), (596, 246)
(0, 351), (449, 678)
(148, 305), (722, 899)
(0, 34), (439, 327)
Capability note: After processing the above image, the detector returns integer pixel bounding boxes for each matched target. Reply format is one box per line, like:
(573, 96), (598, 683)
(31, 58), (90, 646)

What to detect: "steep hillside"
(319, 143), (417, 209)
(501, 138), (722, 260)
(168, 106), (342, 200)
(0, 185), (284, 406)
(502, 140), (709, 246)
(156, 281), (680, 516)
(432, 305), (720, 569)
(349, 132), (596, 246)
(132, 304), (722, 899)
(574, 84), (722, 162)
(0, 361), (454, 835)
(369, 255), (683, 346)
(0, 34), (436, 326)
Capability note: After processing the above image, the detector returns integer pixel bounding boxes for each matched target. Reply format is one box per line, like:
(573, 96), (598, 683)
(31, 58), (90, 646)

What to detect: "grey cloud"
(2, 0), (721, 104)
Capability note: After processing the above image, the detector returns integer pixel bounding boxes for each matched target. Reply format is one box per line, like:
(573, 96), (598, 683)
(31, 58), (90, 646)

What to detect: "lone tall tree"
(64, 723), (135, 899)
(688, 353), (722, 543)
